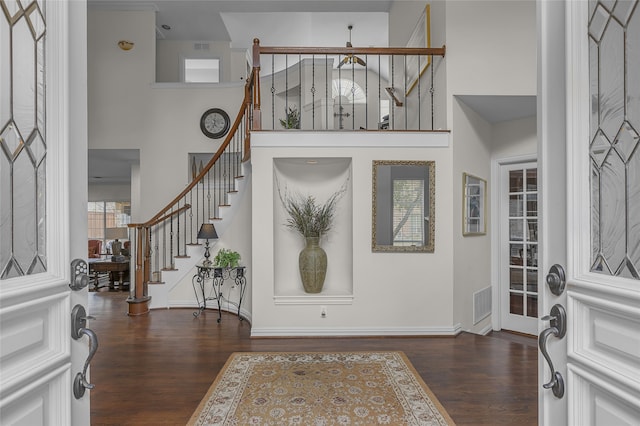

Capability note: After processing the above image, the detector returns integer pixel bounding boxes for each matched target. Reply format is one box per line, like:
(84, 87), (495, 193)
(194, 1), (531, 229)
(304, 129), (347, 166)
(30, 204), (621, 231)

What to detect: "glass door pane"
(507, 167), (538, 319)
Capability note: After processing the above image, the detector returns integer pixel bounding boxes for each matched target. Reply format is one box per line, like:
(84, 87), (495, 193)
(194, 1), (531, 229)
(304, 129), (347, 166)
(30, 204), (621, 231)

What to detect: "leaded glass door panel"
(0, 1), (90, 424)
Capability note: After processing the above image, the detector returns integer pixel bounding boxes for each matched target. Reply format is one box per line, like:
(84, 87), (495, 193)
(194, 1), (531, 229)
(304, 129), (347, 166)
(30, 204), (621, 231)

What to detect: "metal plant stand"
(192, 264), (247, 322)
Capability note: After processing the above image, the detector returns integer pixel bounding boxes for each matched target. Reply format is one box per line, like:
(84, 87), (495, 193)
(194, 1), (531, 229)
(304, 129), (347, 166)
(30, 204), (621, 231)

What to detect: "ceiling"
(457, 95), (537, 124)
(88, 0), (393, 46)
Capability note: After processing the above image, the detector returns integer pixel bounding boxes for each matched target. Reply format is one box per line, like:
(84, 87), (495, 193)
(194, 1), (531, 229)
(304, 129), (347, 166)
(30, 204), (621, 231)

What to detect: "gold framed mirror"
(462, 172), (487, 236)
(372, 160), (435, 252)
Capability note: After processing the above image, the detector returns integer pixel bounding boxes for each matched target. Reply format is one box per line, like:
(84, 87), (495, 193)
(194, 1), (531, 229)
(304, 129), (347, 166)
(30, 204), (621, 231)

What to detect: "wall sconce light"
(118, 40), (134, 51)
(197, 223), (218, 266)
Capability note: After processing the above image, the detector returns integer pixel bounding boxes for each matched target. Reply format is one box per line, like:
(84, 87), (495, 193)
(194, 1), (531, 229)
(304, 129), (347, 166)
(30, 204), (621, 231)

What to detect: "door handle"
(71, 304), (99, 399)
(538, 304), (566, 398)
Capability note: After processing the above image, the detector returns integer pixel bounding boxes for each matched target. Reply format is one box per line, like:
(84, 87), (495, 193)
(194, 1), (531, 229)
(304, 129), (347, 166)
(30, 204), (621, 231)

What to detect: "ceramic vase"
(299, 236), (327, 293)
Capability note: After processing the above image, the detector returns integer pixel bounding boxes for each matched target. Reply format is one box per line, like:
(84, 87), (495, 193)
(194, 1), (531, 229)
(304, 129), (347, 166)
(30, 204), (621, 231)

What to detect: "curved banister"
(131, 71), (257, 230)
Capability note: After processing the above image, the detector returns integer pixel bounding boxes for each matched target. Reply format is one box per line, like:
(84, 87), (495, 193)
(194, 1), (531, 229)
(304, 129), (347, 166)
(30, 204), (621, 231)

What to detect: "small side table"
(192, 264), (247, 322)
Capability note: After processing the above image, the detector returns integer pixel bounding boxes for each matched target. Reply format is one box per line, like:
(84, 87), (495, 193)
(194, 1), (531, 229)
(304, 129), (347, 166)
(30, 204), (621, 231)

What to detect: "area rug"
(187, 351), (455, 425)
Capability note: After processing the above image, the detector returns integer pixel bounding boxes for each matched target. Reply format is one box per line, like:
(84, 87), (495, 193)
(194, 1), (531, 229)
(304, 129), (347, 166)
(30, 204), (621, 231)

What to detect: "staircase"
(126, 68), (259, 316)
(147, 164), (251, 309)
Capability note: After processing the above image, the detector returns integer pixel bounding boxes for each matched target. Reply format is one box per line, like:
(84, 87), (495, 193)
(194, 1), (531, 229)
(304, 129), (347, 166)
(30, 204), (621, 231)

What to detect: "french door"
(539, 1), (640, 424)
(500, 162), (538, 335)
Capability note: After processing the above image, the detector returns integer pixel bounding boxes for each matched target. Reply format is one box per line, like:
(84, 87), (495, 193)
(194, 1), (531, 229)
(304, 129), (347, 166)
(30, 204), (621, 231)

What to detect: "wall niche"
(273, 157), (353, 302)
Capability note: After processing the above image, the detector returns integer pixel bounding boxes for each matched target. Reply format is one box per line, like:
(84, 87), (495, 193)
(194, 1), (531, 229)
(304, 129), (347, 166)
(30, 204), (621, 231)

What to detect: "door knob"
(545, 264), (566, 296)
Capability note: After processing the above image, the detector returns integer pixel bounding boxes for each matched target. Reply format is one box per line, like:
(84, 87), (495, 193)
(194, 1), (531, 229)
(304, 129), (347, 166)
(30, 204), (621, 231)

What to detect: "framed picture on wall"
(463, 173), (487, 236)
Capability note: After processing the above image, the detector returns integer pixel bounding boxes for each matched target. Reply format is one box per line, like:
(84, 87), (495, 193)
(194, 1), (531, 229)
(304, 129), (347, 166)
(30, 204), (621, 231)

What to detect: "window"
(331, 79), (366, 104)
(88, 202), (131, 250)
(392, 179), (425, 246)
(183, 58), (220, 83)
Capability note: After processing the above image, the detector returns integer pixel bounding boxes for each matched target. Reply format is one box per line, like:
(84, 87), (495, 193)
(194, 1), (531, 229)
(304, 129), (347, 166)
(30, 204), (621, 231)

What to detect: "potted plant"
(213, 248), (241, 268)
(281, 191), (342, 293)
(279, 106), (300, 129)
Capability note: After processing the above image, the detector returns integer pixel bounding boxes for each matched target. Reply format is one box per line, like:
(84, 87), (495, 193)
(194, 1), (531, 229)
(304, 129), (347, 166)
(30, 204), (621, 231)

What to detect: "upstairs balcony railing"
(251, 39), (447, 131)
(126, 39), (446, 315)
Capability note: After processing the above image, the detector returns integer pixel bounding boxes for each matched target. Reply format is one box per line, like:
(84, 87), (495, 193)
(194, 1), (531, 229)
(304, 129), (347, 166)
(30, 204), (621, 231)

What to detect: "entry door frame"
(539, 1), (640, 424)
(490, 153), (537, 332)
(0, 1), (89, 424)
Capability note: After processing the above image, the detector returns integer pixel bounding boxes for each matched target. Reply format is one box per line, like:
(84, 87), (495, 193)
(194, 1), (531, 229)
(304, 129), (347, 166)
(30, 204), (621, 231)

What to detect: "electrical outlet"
(320, 306), (327, 318)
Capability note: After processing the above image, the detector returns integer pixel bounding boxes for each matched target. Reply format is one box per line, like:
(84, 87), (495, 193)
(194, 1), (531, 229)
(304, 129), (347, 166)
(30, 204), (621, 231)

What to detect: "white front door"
(0, 1), (90, 424)
(539, 1), (640, 425)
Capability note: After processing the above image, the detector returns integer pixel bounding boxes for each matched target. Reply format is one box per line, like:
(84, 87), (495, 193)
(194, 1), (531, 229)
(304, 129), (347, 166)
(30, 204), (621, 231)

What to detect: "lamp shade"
(197, 223), (218, 240)
(105, 227), (129, 240)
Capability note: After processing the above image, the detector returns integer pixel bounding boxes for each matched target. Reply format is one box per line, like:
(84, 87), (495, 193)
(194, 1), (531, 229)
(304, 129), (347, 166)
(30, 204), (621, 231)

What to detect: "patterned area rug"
(188, 351), (455, 425)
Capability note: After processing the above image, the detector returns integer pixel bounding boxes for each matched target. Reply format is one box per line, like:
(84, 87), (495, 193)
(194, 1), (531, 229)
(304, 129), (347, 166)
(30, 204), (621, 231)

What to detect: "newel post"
(252, 38), (261, 131)
(127, 224), (151, 315)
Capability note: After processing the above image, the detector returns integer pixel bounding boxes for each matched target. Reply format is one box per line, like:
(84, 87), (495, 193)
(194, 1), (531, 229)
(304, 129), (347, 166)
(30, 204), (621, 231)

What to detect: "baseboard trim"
(478, 324), (493, 335)
(251, 324), (462, 338)
(165, 300), (252, 323)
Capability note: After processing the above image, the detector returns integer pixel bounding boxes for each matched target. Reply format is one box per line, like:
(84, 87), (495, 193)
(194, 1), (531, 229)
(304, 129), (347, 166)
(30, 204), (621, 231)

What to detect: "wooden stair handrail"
(130, 76), (256, 230)
(146, 204), (191, 228)
(385, 87), (404, 107)
(257, 45), (446, 57)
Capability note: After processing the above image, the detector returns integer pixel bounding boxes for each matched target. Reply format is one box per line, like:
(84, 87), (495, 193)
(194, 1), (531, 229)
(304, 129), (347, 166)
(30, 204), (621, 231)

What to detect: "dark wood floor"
(89, 291), (538, 425)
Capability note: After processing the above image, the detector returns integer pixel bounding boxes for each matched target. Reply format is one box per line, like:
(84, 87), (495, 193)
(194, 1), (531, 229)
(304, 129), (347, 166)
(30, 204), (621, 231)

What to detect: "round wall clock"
(200, 108), (230, 139)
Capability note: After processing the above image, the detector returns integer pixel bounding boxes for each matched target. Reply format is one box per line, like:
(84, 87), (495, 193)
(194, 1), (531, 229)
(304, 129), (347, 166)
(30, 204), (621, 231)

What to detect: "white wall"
(452, 99), (493, 334)
(444, 0), (536, 333)
(156, 40), (244, 83)
(492, 115), (537, 159)
(444, 0), (536, 99)
(88, 184), (131, 202)
(251, 131), (456, 336)
(88, 10), (246, 219)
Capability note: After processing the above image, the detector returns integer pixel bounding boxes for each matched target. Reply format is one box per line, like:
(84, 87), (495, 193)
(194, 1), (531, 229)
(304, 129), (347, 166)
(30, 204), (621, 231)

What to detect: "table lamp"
(105, 227), (129, 256)
(197, 223), (218, 266)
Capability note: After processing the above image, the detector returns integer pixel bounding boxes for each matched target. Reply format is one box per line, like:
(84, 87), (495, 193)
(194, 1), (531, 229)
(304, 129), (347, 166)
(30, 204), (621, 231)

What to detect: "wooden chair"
(88, 239), (102, 258)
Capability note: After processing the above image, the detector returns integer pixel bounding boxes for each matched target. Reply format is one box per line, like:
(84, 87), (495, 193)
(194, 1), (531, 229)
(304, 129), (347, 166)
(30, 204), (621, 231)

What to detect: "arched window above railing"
(332, 79), (366, 104)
